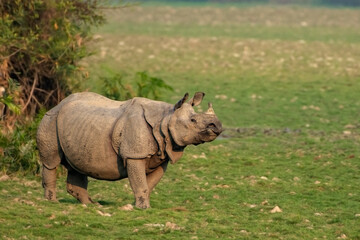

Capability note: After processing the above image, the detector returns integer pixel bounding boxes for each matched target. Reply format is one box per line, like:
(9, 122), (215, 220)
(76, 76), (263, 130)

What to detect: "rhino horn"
(205, 102), (215, 115)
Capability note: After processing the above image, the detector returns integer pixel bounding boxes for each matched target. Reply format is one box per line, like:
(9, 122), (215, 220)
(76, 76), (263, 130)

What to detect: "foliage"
(0, 95), (20, 116)
(101, 72), (135, 101)
(0, 78), (21, 118)
(101, 70), (173, 101)
(0, 111), (44, 175)
(0, 0), (105, 126)
(136, 71), (174, 100)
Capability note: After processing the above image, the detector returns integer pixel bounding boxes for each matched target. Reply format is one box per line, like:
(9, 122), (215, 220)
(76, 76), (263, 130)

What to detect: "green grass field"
(1, 4), (360, 239)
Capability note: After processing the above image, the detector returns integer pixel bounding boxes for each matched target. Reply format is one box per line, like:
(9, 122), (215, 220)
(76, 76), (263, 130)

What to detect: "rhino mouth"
(206, 127), (222, 136)
(210, 128), (222, 136)
(206, 122), (223, 136)
(199, 128), (221, 142)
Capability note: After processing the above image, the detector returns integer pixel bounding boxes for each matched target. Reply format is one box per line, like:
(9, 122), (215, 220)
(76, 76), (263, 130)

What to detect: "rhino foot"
(135, 195), (150, 209)
(66, 169), (94, 204)
(66, 182), (94, 204)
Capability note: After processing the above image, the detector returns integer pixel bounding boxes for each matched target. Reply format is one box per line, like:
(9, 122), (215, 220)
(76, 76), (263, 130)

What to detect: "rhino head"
(169, 92), (223, 147)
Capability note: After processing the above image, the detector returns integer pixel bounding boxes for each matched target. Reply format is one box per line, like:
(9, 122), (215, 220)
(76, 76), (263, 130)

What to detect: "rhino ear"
(188, 92), (205, 107)
(174, 93), (189, 110)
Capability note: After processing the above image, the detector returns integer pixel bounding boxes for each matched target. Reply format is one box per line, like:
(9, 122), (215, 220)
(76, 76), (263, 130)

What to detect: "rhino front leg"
(147, 160), (168, 193)
(127, 159), (150, 209)
(66, 168), (94, 204)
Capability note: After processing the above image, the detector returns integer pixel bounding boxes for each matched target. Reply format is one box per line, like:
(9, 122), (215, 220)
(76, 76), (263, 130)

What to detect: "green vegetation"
(0, 0), (105, 122)
(100, 70), (173, 101)
(0, 0), (106, 175)
(1, 3), (360, 240)
(0, 112), (44, 174)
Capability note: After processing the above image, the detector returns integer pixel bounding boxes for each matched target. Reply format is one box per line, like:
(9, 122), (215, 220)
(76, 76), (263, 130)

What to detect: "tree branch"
(22, 71), (38, 112)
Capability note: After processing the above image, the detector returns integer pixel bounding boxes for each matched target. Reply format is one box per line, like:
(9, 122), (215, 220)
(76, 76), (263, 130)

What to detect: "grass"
(1, 134), (360, 239)
(2, 3), (360, 240)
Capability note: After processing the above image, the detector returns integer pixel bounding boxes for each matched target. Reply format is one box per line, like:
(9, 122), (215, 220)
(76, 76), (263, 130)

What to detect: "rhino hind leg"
(66, 168), (94, 204)
(37, 111), (63, 201)
(42, 165), (58, 201)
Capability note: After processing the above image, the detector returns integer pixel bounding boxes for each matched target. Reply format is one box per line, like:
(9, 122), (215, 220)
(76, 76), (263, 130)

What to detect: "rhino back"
(57, 95), (129, 180)
(37, 92), (113, 169)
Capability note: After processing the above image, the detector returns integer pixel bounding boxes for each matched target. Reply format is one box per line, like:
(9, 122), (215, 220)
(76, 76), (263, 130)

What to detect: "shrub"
(136, 71), (174, 100)
(0, 0), (105, 127)
(101, 71), (173, 101)
(0, 111), (44, 175)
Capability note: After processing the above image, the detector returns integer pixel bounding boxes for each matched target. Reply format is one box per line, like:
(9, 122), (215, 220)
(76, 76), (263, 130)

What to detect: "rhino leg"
(42, 165), (58, 201)
(66, 168), (93, 204)
(146, 160), (168, 193)
(127, 159), (150, 209)
(37, 112), (62, 201)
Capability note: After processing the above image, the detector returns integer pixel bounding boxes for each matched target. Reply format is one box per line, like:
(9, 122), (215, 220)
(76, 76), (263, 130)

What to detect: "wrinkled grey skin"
(37, 92), (222, 209)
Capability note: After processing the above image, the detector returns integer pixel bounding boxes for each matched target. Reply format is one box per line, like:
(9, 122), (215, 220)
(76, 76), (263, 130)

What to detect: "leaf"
(136, 71), (173, 99)
(0, 95), (21, 115)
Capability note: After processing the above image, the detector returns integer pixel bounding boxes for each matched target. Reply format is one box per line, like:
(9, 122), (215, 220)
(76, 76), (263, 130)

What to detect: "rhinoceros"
(37, 92), (222, 209)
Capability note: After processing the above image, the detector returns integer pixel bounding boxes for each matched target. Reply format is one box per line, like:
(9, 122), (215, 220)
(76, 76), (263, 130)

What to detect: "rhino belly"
(57, 102), (127, 180)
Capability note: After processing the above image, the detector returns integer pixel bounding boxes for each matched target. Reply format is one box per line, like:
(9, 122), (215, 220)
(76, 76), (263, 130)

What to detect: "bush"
(0, 111), (44, 175)
(0, 0), (105, 127)
(101, 71), (173, 101)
